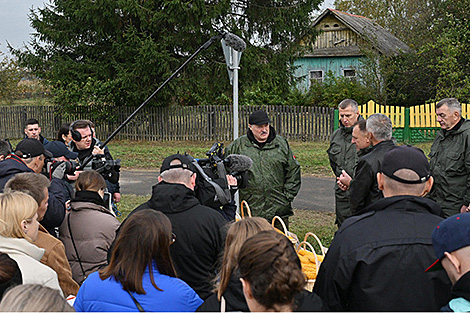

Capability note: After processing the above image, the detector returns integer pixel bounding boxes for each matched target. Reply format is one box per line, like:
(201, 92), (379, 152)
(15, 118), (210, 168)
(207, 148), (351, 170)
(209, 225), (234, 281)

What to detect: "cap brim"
(252, 119), (271, 125)
(65, 151), (79, 160)
(44, 149), (53, 158)
(425, 259), (443, 272)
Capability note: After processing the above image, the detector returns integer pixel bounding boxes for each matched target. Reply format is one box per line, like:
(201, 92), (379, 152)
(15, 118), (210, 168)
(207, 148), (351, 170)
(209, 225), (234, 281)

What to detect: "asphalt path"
(120, 170), (335, 213)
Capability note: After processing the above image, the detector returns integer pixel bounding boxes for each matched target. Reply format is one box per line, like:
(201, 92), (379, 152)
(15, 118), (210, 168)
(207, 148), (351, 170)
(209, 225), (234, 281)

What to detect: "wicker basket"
(235, 200), (252, 220)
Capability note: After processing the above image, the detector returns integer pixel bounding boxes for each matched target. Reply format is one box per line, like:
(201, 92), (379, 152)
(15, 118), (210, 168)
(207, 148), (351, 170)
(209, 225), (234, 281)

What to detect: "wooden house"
(293, 8), (410, 90)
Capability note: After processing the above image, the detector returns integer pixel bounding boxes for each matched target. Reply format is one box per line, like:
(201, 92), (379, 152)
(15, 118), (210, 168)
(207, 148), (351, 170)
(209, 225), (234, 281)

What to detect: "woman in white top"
(0, 192), (62, 295)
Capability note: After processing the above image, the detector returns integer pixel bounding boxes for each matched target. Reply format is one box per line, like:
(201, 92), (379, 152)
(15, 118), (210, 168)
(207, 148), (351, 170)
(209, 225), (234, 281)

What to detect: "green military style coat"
(429, 119), (470, 217)
(327, 122), (359, 225)
(225, 127), (301, 221)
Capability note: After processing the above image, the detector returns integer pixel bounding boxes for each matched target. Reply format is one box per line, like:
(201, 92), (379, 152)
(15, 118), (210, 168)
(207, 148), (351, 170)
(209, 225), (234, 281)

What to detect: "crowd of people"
(0, 102), (466, 312)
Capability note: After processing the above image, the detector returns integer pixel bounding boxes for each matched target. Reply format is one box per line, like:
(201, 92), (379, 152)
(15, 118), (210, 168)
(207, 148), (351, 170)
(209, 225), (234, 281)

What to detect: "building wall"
(293, 56), (363, 91)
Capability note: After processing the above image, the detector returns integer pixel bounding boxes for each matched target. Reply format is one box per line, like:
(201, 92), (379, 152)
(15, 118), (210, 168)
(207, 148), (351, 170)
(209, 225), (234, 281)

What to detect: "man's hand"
(113, 192), (121, 203)
(337, 170), (352, 191)
(226, 175), (238, 187)
(461, 204), (469, 213)
(66, 170), (81, 181)
(92, 146), (104, 155)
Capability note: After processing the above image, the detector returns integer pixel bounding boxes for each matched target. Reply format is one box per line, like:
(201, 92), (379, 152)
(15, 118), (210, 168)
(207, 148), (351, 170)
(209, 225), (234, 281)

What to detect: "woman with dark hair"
(238, 231), (324, 312)
(56, 123), (72, 147)
(59, 170), (120, 284)
(74, 209), (203, 312)
(198, 218), (325, 312)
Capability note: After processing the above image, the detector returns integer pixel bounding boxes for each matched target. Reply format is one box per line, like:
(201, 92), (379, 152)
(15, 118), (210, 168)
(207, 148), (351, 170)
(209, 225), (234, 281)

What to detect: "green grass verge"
(116, 194), (337, 248)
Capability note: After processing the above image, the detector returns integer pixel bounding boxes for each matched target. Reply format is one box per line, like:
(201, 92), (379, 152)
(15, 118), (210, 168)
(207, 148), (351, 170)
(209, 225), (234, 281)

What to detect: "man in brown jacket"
(4, 172), (79, 296)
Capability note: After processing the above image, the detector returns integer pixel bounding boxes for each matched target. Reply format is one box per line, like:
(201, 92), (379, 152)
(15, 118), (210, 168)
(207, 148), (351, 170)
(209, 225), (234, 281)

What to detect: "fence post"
(404, 107), (410, 143)
(334, 109), (339, 130)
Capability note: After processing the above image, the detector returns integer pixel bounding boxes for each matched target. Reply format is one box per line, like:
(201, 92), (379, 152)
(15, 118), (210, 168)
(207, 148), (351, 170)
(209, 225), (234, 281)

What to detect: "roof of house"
(311, 8), (410, 56)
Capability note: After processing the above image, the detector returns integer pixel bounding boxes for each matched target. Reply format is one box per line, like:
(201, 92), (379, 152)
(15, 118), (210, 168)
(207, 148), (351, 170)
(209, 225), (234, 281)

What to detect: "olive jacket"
(429, 119), (470, 216)
(327, 123), (358, 224)
(225, 127), (301, 220)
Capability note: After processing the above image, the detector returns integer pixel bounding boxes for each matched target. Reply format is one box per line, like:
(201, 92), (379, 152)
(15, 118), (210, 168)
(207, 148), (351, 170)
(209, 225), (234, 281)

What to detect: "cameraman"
(69, 120), (121, 203)
(0, 138), (66, 236)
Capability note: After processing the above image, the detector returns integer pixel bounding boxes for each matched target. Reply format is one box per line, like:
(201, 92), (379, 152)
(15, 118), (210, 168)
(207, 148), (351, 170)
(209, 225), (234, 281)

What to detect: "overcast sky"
(0, 0), (335, 54)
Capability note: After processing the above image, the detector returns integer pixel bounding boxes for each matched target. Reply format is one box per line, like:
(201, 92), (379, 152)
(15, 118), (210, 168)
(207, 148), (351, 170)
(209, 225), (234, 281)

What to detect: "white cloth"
(0, 235), (63, 296)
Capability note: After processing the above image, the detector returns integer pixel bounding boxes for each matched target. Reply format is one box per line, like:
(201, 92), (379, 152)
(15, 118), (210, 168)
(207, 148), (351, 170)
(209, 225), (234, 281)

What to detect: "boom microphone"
(222, 33), (247, 52)
(224, 154), (253, 172)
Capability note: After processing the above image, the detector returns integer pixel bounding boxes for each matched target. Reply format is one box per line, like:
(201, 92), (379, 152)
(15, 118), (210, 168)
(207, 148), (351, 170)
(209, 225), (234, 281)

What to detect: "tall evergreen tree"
(13, 0), (320, 112)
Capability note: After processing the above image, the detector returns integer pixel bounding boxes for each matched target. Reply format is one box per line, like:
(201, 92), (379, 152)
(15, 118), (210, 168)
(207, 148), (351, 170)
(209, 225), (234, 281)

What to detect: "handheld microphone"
(222, 33), (247, 52)
(224, 154), (253, 172)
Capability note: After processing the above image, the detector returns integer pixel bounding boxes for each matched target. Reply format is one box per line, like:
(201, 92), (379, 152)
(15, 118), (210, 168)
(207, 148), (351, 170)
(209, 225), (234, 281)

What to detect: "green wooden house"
(293, 9), (410, 90)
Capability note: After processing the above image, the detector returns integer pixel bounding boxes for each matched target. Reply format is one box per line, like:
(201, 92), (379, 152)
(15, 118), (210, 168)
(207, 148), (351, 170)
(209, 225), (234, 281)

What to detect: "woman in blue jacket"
(74, 209), (203, 312)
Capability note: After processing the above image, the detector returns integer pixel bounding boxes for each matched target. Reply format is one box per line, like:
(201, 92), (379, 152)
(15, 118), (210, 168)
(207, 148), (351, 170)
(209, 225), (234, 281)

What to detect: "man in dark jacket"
(327, 99), (363, 226)
(129, 154), (227, 300)
(0, 139), (66, 236)
(428, 98), (470, 216)
(70, 120), (120, 203)
(338, 113), (396, 214)
(225, 110), (301, 225)
(427, 213), (470, 312)
(313, 146), (452, 311)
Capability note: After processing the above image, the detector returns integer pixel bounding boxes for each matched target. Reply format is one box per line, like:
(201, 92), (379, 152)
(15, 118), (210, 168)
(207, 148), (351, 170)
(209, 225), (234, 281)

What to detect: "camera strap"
(67, 213), (87, 283)
(190, 159), (231, 205)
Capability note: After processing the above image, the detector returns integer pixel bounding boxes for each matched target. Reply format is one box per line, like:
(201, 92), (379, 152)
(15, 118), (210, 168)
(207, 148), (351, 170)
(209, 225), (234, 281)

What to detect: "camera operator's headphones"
(70, 120), (94, 142)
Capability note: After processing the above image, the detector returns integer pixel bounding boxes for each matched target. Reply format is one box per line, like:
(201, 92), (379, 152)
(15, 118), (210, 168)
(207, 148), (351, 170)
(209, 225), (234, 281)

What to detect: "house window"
(343, 69), (356, 79)
(309, 70), (324, 84)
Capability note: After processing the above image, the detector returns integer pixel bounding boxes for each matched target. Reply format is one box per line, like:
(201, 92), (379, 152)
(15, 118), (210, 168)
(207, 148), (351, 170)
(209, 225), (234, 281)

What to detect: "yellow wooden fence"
(358, 100), (470, 128)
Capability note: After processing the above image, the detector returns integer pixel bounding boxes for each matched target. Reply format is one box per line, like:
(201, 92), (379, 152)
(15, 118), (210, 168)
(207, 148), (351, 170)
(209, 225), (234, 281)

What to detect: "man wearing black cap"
(45, 141), (80, 201)
(124, 154), (226, 300)
(0, 139), (66, 236)
(225, 110), (301, 225)
(313, 145), (452, 311)
(427, 213), (470, 311)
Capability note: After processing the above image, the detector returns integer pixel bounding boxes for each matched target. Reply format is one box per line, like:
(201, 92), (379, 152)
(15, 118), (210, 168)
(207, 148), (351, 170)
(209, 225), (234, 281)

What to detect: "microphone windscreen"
(223, 33), (247, 52)
(225, 154), (252, 172)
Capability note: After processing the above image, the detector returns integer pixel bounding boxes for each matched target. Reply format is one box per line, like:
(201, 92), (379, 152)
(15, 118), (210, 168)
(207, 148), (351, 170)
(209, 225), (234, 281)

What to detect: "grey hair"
(0, 284), (74, 312)
(366, 113), (392, 141)
(338, 99), (359, 111)
(436, 98), (461, 114)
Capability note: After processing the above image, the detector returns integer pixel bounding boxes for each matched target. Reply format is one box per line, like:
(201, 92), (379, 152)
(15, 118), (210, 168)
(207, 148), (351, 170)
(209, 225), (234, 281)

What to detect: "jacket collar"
(147, 181), (200, 213)
(357, 195), (445, 217)
(452, 270), (470, 301)
(246, 125), (277, 149)
(71, 190), (106, 207)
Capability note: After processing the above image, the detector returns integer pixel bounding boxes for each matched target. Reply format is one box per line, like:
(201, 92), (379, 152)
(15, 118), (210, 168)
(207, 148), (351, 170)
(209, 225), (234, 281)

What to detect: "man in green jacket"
(327, 99), (361, 226)
(225, 110), (301, 226)
(429, 98), (470, 217)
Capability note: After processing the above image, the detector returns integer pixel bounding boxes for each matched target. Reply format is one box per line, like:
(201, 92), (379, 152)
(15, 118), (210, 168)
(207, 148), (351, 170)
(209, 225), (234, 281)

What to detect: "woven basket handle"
(297, 240), (320, 276)
(240, 200), (252, 219)
(303, 232), (327, 257)
(272, 215), (288, 235)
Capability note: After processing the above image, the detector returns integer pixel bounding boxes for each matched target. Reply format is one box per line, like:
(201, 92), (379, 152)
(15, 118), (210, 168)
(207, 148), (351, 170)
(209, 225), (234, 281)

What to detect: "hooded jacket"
(429, 119), (470, 216)
(313, 195), (452, 312)
(132, 181), (227, 300)
(198, 272), (326, 312)
(225, 126), (301, 220)
(0, 235), (62, 295)
(0, 155), (66, 236)
(59, 190), (120, 284)
(349, 140), (396, 214)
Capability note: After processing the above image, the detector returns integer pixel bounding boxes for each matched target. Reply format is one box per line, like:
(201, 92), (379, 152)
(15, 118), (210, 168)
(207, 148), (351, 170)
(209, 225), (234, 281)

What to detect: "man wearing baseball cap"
(120, 154), (226, 300)
(314, 145), (452, 311)
(427, 213), (470, 311)
(225, 110), (301, 226)
(0, 138), (66, 237)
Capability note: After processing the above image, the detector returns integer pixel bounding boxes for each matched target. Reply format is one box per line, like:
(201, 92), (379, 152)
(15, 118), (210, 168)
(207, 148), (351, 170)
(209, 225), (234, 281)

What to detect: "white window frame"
(309, 69), (324, 86)
(342, 68), (357, 79)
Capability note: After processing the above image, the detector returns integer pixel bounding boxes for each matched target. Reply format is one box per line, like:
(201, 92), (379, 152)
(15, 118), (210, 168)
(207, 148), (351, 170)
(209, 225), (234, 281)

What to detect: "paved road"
(120, 170), (335, 212)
